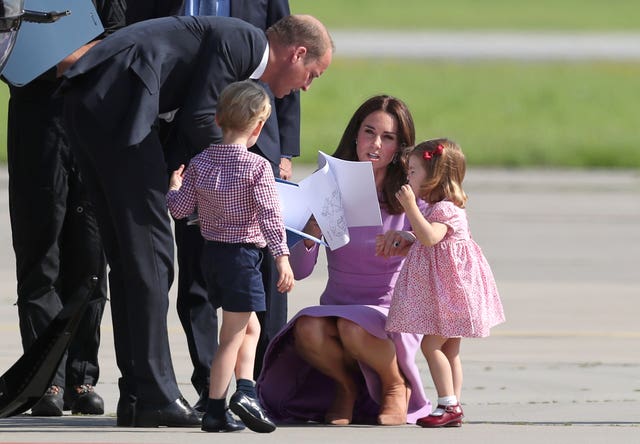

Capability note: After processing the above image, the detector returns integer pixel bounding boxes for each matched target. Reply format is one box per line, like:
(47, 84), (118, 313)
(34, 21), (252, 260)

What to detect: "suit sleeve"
(267, 0), (301, 158)
(275, 92), (301, 157)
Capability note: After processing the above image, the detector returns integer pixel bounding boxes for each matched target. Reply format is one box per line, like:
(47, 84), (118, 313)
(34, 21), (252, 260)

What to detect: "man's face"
(271, 47), (332, 98)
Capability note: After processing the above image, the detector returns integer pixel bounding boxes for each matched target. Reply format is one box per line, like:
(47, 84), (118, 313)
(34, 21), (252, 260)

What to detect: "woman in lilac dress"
(257, 95), (431, 425)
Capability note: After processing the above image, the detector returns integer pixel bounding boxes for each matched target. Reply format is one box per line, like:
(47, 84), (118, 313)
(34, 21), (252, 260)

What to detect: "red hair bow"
(423, 144), (444, 160)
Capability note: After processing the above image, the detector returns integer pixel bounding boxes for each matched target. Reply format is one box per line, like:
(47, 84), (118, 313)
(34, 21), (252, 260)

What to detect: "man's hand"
(279, 157), (293, 180)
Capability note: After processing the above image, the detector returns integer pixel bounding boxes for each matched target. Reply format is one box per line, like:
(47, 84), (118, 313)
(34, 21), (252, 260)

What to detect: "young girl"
(167, 80), (294, 433)
(385, 138), (505, 428)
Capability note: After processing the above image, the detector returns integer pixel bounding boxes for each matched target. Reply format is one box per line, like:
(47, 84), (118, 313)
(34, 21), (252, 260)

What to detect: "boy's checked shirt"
(167, 144), (289, 258)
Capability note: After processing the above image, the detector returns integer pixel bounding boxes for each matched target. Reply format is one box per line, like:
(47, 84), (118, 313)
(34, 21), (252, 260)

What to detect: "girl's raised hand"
(395, 184), (416, 208)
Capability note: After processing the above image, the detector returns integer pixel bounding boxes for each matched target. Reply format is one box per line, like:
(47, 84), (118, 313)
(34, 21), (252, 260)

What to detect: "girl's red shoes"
(416, 404), (463, 428)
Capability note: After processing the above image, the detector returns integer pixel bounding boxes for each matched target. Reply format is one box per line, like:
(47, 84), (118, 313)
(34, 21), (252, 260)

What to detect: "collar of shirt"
(250, 43), (269, 80)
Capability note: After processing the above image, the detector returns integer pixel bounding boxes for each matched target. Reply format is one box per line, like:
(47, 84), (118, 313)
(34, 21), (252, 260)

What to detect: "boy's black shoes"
(201, 409), (245, 432)
(229, 391), (276, 433)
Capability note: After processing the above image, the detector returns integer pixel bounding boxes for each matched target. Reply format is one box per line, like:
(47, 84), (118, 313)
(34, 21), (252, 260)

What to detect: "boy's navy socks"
(206, 397), (226, 418)
(236, 378), (257, 398)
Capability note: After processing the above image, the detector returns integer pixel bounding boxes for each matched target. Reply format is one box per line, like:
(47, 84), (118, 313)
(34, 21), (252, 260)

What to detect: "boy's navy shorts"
(202, 241), (266, 313)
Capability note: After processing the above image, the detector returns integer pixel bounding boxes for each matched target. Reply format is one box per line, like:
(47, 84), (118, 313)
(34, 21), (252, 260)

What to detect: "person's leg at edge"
(293, 316), (359, 425)
(336, 318), (409, 425)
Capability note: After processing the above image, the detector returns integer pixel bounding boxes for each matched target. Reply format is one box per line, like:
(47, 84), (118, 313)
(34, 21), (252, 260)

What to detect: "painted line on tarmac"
(493, 330), (640, 338)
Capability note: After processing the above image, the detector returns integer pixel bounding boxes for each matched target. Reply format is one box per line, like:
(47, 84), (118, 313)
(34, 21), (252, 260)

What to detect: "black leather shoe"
(31, 386), (64, 416)
(201, 409), (246, 432)
(64, 384), (104, 415)
(229, 391), (275, 433)
(134, 396), (201, 428)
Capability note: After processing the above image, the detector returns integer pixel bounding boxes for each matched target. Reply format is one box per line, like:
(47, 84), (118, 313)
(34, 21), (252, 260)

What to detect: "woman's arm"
(289, 217), (321, 279)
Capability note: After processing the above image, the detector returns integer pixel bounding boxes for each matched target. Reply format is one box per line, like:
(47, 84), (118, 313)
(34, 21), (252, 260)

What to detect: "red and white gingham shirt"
(167, 144), (289, 258)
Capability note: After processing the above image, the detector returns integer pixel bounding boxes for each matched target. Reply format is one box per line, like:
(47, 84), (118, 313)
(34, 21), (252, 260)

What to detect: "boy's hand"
(275, 256), (294, 293)
(169, 164), (185, 191)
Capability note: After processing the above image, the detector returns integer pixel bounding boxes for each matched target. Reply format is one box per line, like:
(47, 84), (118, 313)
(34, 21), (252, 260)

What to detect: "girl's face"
(407, 154), (428, 196)
(355, 110), (399, 172)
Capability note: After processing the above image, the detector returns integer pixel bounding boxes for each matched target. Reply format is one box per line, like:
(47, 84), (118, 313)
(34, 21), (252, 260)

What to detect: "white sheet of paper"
(275, 179), (326, 247)
(274, 152), (382, 250)
(299, 162), (350, 250)
(317, 151), (382, 227)
(275, 180), (312, 231)
(2, 0), (104, 86)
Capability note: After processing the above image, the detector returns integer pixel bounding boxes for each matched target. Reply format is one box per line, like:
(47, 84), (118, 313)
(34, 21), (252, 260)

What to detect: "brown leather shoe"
(377, 382), (410, 425)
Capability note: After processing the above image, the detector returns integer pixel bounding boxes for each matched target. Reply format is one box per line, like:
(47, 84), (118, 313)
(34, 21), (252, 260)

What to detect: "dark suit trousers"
(7, 79), (107, 389)
(64, 94), (181, 407)
(174, 217), (217, 393)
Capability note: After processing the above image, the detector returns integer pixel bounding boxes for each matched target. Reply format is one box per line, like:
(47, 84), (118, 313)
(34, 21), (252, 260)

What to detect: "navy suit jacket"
(62, 16), (266, 150)
(162, 0), (300, 171)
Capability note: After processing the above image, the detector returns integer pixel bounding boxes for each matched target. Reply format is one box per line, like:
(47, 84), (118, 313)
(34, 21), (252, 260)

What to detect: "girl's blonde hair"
(411, 138), (468, 208)
(217, 80), (272, 133)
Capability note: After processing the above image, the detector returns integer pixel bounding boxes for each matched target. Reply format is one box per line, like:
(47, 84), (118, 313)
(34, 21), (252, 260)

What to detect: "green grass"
(2, 1), (639, 167)
(291, 0), (640, 31)
(2, 61), (639, 168)
(299, 60), (640, 168)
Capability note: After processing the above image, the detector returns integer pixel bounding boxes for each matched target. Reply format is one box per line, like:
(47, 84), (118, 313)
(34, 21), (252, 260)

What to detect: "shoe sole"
(229, 403), (276, 433)
(417, 417), (464, 428)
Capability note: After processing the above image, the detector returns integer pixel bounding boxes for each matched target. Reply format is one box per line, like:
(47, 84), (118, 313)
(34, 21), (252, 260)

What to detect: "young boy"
(167, 80), (294, 433)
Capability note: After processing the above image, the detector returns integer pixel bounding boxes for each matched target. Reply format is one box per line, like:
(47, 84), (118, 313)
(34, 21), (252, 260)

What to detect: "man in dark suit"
(4, 0), (165, 418)
(61, 14), (333, 427)
(168, 0), (301, 412)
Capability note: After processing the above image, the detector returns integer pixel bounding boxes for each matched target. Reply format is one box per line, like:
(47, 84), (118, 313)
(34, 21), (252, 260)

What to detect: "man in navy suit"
(167, 0), (301, 412)
(61, 14), (333, 427)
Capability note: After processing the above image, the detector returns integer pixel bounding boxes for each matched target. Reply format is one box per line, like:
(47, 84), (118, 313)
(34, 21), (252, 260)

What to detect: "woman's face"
(355, 110), (400, 172)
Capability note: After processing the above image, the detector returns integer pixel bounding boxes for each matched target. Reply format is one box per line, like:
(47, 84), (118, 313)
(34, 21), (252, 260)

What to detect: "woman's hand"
(302, 216), (322, 249)
(169, 164), (185, 191)
(375, 230), (414, 258)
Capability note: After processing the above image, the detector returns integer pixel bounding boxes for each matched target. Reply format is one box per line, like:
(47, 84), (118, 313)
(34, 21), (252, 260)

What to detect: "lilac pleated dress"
(256, 206), (432, 424)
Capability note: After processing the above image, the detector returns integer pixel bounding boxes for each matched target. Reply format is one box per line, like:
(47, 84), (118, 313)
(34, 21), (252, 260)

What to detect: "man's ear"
(292, 46), (307, 63)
